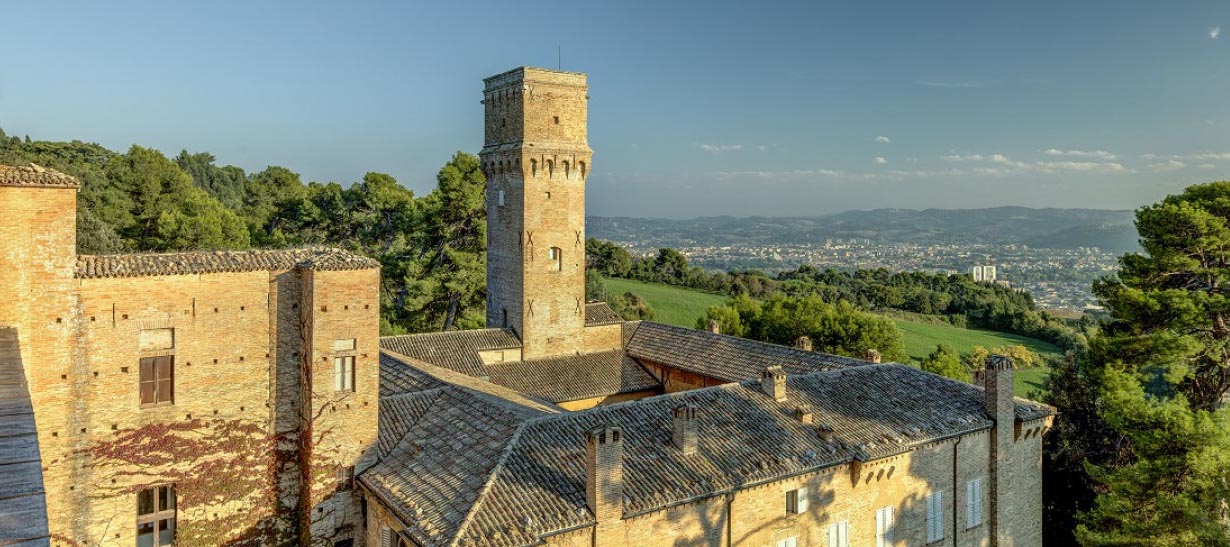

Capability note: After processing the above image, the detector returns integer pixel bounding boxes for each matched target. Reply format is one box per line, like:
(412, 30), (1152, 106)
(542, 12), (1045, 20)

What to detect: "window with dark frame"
(549, 247), (562, 271)
(136, 485), (176, 547)
(139, 356), (174, 407)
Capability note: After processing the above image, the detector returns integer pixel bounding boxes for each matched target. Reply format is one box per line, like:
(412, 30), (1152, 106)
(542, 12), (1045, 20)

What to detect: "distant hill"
(588, 207), (1138, 253)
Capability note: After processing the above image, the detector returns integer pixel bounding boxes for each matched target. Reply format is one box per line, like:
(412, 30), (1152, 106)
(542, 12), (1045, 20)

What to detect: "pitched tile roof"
(381, 329), (522, 378)
(0, 163), (78, 188)
(583, 302), (621, 326)
(361, 363), (1055, 547)
(380, 351), (562, 415)
(0, 327), (50, 546)
(486, 350), (659, 403)
(379, 353), (449, 397)
(625, 321), (867, 382)
(74, 247), (379, 278)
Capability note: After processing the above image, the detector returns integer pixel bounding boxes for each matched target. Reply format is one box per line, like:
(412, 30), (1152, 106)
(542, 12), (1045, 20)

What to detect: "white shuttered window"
(926, 491), (945, 542)
(776, 537), (798, 547)
(827, 521), (849, 547)
(966, 478), (985, 528)
(875, 505), (895, 547)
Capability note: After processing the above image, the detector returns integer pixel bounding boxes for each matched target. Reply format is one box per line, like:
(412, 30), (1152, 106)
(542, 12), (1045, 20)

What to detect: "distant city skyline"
(2, 0), (1228, 217)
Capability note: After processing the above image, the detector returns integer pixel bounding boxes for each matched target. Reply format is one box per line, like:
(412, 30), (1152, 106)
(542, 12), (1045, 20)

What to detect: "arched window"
(579, 161), (587, 179)
(546, 160), (554, 179)
(563, 161), (571, 179)
(531, 159), (538, 178)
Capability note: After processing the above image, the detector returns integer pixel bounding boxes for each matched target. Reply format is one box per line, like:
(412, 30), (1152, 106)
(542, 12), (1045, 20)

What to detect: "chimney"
(585, 425), (624, 522)
(984, 355), (1015, 546)
(706, 319), (721, 335)
(793, 406), (814, 424)
(671, 404), (698, 456)
(794, 336), (813, 351)
(760, 366), (787, 402)
(817, 423), (835, 444)
(862, 348), (882, 363)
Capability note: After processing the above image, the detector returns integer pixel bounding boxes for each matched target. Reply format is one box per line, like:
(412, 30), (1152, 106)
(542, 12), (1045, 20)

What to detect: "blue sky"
(2, 0), (1228, 217)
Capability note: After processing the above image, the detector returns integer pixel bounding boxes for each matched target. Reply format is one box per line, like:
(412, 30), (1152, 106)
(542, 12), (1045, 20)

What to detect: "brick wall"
(482, 68), (592, 360)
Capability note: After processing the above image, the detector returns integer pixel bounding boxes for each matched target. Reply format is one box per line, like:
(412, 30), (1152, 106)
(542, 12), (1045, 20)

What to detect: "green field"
(605, 277), (1054, 397)
(606, 278), (727, 328)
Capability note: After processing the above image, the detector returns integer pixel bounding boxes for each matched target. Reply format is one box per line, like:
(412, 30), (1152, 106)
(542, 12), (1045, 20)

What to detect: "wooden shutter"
(798, 486), (809, 513)
(140, 358), (157, 405)
(155, 356), (173, 404)
(839, 521), (848, 547)
(967, 478), (982, 528)
(379, 527), (391, 547)
(876, 508), (886, 547)
(927, 491), (944, 542)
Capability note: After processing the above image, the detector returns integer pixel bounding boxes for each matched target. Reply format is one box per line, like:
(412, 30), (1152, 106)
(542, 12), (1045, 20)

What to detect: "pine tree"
(1074, 181), (1230, 546)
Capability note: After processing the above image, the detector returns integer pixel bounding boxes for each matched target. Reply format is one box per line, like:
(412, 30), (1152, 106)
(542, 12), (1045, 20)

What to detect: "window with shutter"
(876, 506), (895, 547)
(926, 491), (945, 542)
(775, 537), (798, 547)
(827, 521), (849, 547)
(966, 478), (984, 528)
(380, 526), (392, 547)
(785, 487), (808, 514)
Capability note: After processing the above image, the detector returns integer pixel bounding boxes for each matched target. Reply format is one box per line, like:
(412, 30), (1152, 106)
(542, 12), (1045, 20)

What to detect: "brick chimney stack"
(671, 404), (698, 456)
(585, 425), (624, 523)
(706, 319), (721, 335)
(863, 348), (882, 363)
(984, 354), (1015, 546)
(760, 366), (787, 402)
(794, 336), (813, 351)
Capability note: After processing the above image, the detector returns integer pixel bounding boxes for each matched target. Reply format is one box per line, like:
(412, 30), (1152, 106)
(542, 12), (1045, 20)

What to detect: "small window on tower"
(549, 247), (562, 271)
(498, 190), (505, 206)
(553, 116), (560, 125)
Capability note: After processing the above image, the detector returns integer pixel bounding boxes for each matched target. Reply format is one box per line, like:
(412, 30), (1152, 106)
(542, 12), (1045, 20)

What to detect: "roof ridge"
(448, 419), (532, 547)
(380, 388), (448, 452)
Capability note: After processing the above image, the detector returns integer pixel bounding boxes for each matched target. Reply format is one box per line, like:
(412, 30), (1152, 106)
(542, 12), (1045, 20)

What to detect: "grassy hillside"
(605, 276), (1054, 397)
(605, 278), (728, 328)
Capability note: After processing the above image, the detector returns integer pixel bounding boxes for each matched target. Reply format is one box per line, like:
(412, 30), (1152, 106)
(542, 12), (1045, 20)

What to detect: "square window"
(553, 116), (560, 125)
(786, 486), (808, 514)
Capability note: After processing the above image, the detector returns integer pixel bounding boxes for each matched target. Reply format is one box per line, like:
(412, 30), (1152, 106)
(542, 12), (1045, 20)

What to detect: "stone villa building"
(0, 67), (1053, 547)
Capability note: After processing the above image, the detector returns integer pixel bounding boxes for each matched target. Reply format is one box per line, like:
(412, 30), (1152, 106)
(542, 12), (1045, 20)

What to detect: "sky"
(2, 0), (1229, 218)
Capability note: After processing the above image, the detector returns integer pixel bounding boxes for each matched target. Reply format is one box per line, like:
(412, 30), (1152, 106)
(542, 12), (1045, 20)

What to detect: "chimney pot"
(863, 349), (882, 363)
(818, 423), (835, 443)
(794, 336), (813, 352)
(671, 404), (698, 455)
(760, 366), (787, 402)
(707, 319), (721, 335)
(794, 406), (814, 424)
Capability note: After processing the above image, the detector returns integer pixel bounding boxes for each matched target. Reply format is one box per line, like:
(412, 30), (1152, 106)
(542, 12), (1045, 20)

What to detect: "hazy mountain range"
(588, 207), (1139, 253)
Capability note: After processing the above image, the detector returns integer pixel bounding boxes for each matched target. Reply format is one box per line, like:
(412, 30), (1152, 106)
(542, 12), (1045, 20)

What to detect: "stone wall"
(532, 434), (1010, 547)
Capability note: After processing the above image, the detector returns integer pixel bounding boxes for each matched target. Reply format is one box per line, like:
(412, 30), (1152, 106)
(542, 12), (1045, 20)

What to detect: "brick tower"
(481, 67), (592, 359)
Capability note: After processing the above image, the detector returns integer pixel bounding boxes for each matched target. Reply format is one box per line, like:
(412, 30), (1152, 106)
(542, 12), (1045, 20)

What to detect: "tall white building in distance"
(973, 265), (998, 282)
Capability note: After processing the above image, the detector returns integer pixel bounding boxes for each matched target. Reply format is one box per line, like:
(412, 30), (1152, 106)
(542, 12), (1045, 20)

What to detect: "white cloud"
(700, 144), (744, 153)
(1143, 152), (1230, 161)
(875, 136), (891, 144)
(1149, 159), (1187, 172)
(1044, 148), (1118, 160)
(942, 154), (985, 162)
(1212, 26), (1221, 39)
(874, 156), (888, 165)
(1199, 163), (1217, 169)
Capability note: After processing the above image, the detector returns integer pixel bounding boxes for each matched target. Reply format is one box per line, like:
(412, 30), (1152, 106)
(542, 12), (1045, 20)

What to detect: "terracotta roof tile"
(583, 302), (621, 326)
(0, 164), (78, 188)
(381, 329), (521, 378)
(626, 321), (866, 382)
(486, 350), (659, 403)
(74, 247), (379, 279)
(363, 363), (1053, 547)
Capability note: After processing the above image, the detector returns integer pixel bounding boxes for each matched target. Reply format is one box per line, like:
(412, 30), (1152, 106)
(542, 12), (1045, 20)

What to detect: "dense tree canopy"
(922, 343), (969, 381)
(699, 293), (908, 362)
(1053, 182), (1230, 546)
